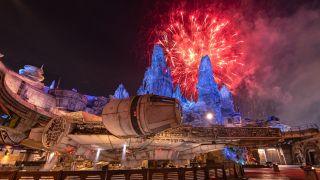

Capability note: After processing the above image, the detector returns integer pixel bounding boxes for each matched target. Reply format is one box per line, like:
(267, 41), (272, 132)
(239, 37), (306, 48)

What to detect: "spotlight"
(122, 144), (127, 161)
(205, 112), (213, 120)
(95, 148), (101, 162)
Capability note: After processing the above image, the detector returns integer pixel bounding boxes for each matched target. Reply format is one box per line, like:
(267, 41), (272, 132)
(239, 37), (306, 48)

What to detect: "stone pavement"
(244, 166), (320, 180)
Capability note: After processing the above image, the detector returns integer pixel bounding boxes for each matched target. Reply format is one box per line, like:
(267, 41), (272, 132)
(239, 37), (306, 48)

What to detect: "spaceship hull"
(102, 95), (182, 137)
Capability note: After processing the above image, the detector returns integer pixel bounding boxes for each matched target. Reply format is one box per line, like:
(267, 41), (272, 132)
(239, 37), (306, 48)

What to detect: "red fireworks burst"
(157, 10), (245, 99)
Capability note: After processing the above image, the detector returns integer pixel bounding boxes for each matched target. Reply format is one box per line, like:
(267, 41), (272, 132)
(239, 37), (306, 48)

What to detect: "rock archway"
(303, 141), (320, 165)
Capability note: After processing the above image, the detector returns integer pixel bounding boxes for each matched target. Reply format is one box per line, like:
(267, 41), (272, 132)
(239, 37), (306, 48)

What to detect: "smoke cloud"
(237, 8), (320, 127)
(145, 0), (320, 127)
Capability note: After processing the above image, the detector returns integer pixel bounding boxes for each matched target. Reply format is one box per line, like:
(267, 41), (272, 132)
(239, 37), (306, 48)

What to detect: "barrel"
(102, 95), (182, 137)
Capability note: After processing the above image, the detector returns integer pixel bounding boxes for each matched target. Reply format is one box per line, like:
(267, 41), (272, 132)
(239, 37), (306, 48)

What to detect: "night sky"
(0, 0), (157, 96)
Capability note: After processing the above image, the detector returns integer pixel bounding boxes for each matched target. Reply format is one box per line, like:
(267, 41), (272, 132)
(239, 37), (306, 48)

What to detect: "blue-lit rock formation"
(196, 56), (223, 124)
(223, 147), (247, 165)
(173, 85), (182, 103)
(137, 45), (174, 97)
(180, 56), (225, 125)
(84, 95), (109, 115)
(113, 84), (129, 99)
(220, 85), (235, 117)
(19, 65), (45, 82)
(137, 45), (237, 125)
(197, 56), (217, 102)
(266, 116), (291, 132)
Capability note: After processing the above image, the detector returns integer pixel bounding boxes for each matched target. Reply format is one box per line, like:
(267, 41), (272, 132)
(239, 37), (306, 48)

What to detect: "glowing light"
(223, 147), (247, 165)
(1, 114), (10, 119)
(205, 112), (213, 120)
(267, 148), (276, 151)
(1, 153), (10, 164)
(121, 144), (127, 161)
(157, 9), (245, 99)
(258, 149), (265, 153)
(95, 148), (101, 162)
(47, 152), (55, 163)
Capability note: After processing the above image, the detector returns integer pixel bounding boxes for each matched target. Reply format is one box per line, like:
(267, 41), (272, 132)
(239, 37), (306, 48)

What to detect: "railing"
(106, 169), (147, 180)
(216, 127), (281, 139)
(155, 126), (282, 142)
(282, 124), (319, 139)
(288, 124), (319, 132)
(0, 164), (244, 180)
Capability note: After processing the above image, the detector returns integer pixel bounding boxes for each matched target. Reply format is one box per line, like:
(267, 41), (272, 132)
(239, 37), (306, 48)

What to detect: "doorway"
(306, 149), (318, 165)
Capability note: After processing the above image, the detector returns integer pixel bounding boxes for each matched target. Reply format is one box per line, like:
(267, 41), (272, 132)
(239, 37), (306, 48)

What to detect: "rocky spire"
(196, 55), (223, 124)
(113, 84), (129, 99)
(151, 45), (167, 71)
(220, 85), (235, 117)
(173, 85), (182, 102)
(137, 45), (174, 97)
(197, 55), (218, 102)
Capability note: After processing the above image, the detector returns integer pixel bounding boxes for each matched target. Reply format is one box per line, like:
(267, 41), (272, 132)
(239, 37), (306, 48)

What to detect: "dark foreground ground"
(244, 166), (320, 180)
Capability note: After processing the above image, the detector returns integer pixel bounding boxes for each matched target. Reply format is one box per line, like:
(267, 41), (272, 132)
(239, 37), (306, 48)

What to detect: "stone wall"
(291, 134), (320, 165)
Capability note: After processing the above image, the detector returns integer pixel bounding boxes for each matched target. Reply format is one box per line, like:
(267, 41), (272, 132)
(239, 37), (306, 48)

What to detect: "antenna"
(40, 64), (44, 72)
(56, 77), (61, 89)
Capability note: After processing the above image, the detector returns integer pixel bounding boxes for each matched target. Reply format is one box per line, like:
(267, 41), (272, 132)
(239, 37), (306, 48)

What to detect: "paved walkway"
(244, 167), (320, 180)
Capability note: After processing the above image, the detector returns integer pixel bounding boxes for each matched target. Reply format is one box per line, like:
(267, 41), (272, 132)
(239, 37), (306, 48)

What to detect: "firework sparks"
(157, 10), (245, 99)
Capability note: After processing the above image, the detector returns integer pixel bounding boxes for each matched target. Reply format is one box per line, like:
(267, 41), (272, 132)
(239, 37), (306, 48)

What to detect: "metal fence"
(0, 163), (244, 180)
